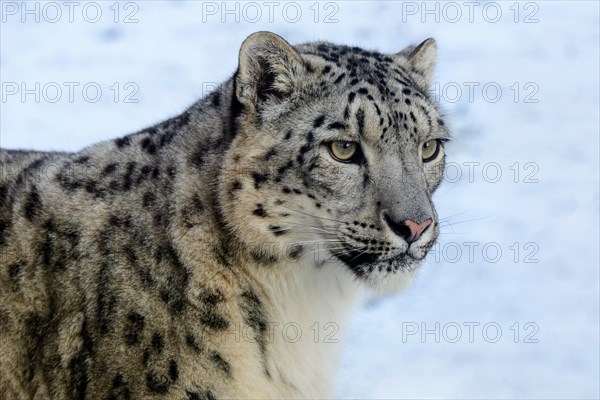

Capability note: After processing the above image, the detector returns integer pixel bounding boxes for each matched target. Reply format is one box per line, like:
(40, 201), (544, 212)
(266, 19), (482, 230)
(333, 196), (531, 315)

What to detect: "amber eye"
(422, 139), (441, 162)
(329, 141), (359, 162)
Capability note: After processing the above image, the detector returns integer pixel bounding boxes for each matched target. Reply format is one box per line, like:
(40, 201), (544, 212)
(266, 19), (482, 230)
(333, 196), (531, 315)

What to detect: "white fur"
(243, 253), (363, 398)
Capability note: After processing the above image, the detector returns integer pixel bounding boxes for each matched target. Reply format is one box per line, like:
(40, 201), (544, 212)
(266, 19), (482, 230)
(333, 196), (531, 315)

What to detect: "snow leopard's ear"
(396, 38), (437, 89)
(235, 31), (304, 110)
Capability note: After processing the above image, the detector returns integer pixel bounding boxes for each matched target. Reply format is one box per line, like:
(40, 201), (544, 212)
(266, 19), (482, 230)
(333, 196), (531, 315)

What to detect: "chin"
(362, 264), (419, 294)
(334, 252), (422, 294)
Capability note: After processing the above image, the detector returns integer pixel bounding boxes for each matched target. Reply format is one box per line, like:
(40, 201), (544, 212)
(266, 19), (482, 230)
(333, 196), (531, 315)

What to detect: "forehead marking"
(356, 109), (365, 137)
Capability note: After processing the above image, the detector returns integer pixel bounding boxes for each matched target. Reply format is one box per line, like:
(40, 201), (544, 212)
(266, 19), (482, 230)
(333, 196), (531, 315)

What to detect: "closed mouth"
(332, 247), (418, 277)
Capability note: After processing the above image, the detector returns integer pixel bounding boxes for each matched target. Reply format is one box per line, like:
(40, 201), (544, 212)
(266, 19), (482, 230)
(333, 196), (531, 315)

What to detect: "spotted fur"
(0, 32), (448, 398)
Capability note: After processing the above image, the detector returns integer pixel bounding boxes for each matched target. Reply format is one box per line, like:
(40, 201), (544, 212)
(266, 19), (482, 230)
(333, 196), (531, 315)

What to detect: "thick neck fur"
(248, 255), (361, 397)
(163, 81), (362, 396)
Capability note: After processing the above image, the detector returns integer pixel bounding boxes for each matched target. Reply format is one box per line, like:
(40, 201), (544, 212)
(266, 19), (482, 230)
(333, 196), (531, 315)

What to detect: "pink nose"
(384, 213), (433, 244)
(402, 218), (432, 243)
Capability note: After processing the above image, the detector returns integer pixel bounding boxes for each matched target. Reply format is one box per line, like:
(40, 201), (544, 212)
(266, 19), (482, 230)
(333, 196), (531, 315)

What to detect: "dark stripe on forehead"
(333, 73), (346, 84)
(313, 115), (326, 128)
(356, 109), (365, 137)
(418, 104), (433, 134)
(327, 122), (346, 130)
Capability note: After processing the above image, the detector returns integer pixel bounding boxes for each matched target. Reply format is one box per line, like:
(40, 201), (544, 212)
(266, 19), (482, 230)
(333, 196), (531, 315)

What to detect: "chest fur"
(222, 256), (361, 398)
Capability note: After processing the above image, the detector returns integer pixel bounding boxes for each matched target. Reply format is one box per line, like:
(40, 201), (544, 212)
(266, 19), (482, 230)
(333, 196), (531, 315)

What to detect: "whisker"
(438, 210), (470, 222)
(280, 206), (349, 225)
(348, 248), (371, 263)
(284, 220), (339, 229)
(439, 216), (491, 227)
(290, 240), (346, 245)
(284, 221), (339, 233)
(437, 230), (465, 235)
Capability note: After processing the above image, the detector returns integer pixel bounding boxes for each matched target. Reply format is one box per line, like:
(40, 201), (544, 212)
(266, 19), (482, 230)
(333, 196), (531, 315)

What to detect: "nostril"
(383, 213), (412, 242)
(403, 218), (432, 243)
(384, 213), (432, 244)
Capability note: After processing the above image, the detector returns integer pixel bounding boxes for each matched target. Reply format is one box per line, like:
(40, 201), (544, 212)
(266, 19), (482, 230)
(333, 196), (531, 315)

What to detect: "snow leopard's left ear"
(235, 31), (304, 110)
(396, 38), (437, 89)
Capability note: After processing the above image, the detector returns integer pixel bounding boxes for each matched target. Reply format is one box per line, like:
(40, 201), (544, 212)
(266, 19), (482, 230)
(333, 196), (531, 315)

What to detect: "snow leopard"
(0, 31), (448, 399)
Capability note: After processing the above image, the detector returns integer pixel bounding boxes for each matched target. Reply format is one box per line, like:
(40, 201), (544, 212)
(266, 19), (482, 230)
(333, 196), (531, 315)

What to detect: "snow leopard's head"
(220, 32), (447, 293)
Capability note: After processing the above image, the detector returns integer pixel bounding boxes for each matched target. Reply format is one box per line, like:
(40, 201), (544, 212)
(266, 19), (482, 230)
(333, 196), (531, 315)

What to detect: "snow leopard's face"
(221, 32), (447, 292)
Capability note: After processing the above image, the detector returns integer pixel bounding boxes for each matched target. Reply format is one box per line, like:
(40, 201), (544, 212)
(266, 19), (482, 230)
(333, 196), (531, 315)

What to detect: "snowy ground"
(1, 1), (599, 398)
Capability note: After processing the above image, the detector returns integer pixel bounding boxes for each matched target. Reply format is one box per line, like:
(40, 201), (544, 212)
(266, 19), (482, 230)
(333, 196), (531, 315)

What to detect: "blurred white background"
(1, 1), (598, 398)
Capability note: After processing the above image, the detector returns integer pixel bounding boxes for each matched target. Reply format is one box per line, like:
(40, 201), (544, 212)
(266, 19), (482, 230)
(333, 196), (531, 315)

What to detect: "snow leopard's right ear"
(235, 31), (304, 110)
(396, 38), (437, 89)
